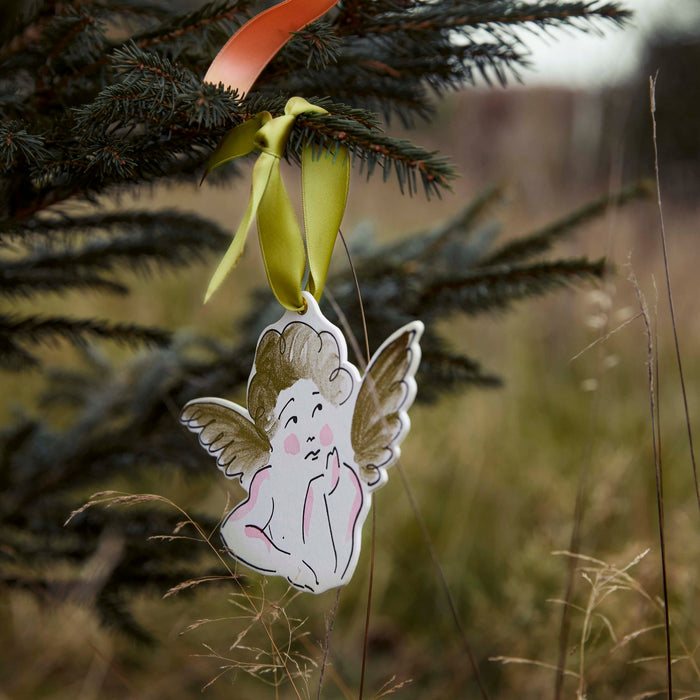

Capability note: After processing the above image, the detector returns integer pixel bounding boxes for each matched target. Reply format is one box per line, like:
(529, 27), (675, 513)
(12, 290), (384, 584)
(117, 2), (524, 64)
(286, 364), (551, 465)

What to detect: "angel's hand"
(323, 447), (341, 493)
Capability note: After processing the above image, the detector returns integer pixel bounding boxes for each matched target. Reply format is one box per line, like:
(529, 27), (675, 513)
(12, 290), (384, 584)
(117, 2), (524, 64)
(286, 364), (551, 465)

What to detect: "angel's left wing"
(180, 398), (270, 485)
(351, 321), (423, 488)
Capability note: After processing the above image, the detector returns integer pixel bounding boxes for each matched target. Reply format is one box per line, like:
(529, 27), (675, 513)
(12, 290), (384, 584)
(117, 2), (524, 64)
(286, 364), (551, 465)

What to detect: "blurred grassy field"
(2, 86), (700, 699)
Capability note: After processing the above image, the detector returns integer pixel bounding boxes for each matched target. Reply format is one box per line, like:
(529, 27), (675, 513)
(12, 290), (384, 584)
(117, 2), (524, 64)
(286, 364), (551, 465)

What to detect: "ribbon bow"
(204, 97), (350, 311)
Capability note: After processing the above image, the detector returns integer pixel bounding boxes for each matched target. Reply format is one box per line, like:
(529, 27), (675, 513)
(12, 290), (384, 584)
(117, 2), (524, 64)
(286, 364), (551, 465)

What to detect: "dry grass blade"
(375, 674), (414, 697)
(630, 264), (673, 700)
(163, 575), (238, 599)
(65, 489), (307, 697)
(648, 72), (700, 516)
(490, 656), (580, 678)
(568, 312), (643, 363)
(64, 491), (173, 525)
(359, 498), (375, 700)
(611, 625), (666, 654)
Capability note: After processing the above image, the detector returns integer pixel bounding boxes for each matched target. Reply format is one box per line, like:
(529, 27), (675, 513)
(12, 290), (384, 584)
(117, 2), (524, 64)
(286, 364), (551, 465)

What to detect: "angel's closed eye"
(312, 403), (323, 417)
(284, 415), (298, 428)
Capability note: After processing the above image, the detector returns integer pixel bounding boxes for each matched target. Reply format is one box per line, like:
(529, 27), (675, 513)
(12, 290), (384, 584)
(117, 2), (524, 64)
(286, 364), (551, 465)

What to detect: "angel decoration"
(181, 292), (422, 593)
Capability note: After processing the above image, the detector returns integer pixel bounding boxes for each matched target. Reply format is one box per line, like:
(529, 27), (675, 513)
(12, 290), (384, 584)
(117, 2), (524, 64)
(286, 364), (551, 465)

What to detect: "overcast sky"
(524, 0), (699, 86)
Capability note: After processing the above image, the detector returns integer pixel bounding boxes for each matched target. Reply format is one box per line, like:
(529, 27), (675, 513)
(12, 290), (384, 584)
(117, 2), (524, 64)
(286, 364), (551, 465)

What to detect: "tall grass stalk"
(631, 270), (672, 699)
(329, 238), (491, 700)
(67, 492), (309, 697)
(648, 73), (700, 515)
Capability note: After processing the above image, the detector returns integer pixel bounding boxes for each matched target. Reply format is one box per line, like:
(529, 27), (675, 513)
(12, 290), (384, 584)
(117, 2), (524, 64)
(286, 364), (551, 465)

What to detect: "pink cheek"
(320, 424), (333, 447)
(284, 433), (300, 455)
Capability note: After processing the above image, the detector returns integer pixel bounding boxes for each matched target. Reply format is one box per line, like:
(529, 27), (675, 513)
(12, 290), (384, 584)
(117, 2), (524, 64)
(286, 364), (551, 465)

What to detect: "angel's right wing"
(351, 321), (423, 488)
(180, 397), (270, 485)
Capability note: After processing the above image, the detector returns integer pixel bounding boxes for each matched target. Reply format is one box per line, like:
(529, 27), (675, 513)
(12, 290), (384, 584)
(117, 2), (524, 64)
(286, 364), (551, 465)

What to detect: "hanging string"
(322, 229), (375, 698)
(332, 230), (490, 698)
(358, 501), (376, 700)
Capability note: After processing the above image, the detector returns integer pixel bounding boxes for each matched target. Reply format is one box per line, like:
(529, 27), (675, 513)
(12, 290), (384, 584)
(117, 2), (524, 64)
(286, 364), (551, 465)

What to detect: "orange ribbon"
(204, 0), (341, 96)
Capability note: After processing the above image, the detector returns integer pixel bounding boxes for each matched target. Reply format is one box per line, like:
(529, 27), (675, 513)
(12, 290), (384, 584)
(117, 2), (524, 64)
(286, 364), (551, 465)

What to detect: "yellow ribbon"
(203, 97), (350, 311)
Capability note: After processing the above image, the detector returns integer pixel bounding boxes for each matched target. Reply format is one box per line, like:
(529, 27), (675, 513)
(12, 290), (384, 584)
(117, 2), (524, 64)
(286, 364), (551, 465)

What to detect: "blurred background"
(2, 1), (700, 698)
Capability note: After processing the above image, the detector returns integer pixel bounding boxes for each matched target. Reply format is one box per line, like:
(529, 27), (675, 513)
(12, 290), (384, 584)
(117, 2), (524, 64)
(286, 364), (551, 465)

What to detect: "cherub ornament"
(181, 292), (422, 593)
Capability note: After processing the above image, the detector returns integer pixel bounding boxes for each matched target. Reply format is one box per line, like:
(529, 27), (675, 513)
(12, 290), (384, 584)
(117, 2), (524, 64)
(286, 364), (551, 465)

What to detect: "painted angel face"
(270, 378), (339, 469)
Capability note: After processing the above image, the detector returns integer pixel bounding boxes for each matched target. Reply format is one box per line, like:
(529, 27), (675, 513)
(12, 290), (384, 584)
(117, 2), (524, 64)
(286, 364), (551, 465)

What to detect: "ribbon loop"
(303, 143), (350, 300)
(255, 114), (295, 158)
(203, 97), (350, 311)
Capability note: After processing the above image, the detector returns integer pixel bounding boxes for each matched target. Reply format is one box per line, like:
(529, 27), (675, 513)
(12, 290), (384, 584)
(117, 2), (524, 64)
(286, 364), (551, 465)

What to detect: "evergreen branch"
(0, 0), (67, 63)
(274, 68), (433, 125)
(0, 314), (170, 368)
(1, 211), (231, 281)
(360, 38), (528, 92)
(294, 111), (456, 196)
(109, 41), (202, 93)
(453, 40), (529, 88)
(0, 209), (230, 300)
(32, 6), (108, 99)
(72, 45), (240, 134)
(346, 186), (503, 276)
(419, 350), (503, 401)
(130, 0), (251, 54)
(418, 185), (504, 260)
(0, 334), (38, 370)
(96, 586), (155, 644)
(0, 267), (129, 299)
(31, 134), (214, 212)
(483, 181), (652, 266)
(417, 257), (607, 315)
(266, 36), (528, 123)
(272, 19), (342, 72)
(39, 367), (106, 410)
(335, 0), (415, 29)
(42, 8), (101, 68)
(345, 0), (631, 36)
(0, 121), (51, 171)
(0, 1), (167, 77)
(243, 94), (381, 131)
(68, 71), (453, 198)
(2, 209), (230, 243)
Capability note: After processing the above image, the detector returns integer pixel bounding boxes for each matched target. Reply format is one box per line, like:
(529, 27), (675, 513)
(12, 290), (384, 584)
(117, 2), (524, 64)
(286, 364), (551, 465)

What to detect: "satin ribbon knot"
(204, 97), (350, 311)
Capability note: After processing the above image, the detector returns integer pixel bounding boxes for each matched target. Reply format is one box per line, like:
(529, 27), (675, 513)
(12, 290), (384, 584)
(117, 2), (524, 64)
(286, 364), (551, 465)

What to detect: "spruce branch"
(1, 211), (231, 284)
(420, 350), (503, 401)
(294, 111), (456, 196)
(269, 19), (342, 73)
(343, 1), (631, 37)
(0, 314), (170, 371)
(0, 334), (38, 370)
(130, 0), (252, 58)
(2, 209), (230, 244)
(73, 43), (240, 134)
(484, 181), (652, 266)
(416, 257), (607, 316)
(416, 184), (504, 260)
(0, 121), (52, 171)
(0, 267), (129, 299)
(274, 65), (434, 125)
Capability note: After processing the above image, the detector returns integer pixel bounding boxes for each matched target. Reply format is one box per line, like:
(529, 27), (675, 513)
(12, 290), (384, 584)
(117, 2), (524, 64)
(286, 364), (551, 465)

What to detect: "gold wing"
(180, 398), (270, 484)
(351, 321), (423, 487)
